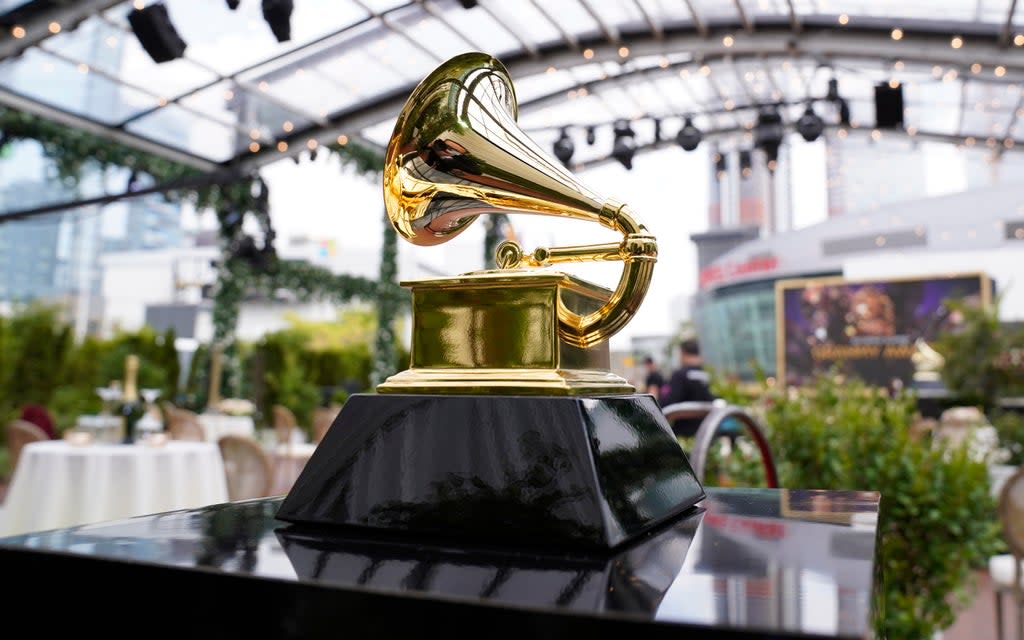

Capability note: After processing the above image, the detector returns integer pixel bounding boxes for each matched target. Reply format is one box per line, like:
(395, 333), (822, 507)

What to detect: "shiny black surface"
(277, 393), (705, 549)
(0, 488), (880, 638)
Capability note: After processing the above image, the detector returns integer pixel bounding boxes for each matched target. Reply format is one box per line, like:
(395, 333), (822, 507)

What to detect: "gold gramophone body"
(377, 52), (657, 396)
(277, 53), (703, 551)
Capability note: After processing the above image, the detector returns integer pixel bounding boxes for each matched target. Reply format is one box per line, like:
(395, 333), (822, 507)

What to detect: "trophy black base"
(276, 393), (705, 551)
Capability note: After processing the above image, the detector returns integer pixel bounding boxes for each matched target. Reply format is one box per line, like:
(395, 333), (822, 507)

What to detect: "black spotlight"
(796, 104), (824, 142)
(128, 3), (187, 63)
(676, 116), (702, 151)
(754, 107), (784, 167)
(713, 150), (727, 179)
(611, 119), (637, 170)
(585, 125), (596, 145)
(458, 0), (478, 7)
(874, 82), (904, 129)
(553, 128), (574, 167)
(226, 0), (240, 8)
(262, 0), (293, 42)
(837, 98), (851, 126)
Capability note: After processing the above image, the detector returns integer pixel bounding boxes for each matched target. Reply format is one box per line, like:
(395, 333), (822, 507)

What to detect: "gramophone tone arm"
(495, 241), (624, 269)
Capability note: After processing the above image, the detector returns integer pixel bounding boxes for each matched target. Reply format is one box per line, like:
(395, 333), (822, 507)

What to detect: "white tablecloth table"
(197, 414), (255, 443)
(1, 440), (229, 536)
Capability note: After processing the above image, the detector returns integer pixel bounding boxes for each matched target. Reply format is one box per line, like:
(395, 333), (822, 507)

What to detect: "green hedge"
(705, 372), (1002, 640)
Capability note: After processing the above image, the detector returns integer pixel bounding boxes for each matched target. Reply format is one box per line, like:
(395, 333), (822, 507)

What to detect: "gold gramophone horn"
(384, 52), (657, 349)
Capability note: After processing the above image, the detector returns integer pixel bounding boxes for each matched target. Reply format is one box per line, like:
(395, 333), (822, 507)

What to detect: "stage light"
(552, 128), (574, 167)
(585, 125), (596, 145)
(754, 107), (784, 169)
(796, 104), (824, 142)
(675, 116), (702, 151)
(128, 3), (186, 64)
(262, 0), (293, 42)
(611, 119), (636, 170)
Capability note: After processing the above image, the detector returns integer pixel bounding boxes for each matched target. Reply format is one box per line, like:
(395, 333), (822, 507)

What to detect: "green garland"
(372, 208), (402, 385)
(3, 105), (407, 387)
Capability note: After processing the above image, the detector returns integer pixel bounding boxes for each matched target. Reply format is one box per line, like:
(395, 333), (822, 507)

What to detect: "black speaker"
(128, 4), (186, 64)
(874, 83), (904, 129)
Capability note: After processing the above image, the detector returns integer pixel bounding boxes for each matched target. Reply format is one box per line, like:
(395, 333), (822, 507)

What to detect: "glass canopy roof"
(2, 0), (1024, 172)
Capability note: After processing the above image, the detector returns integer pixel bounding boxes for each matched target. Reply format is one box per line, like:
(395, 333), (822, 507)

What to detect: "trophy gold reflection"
(278, 53), (704, 550)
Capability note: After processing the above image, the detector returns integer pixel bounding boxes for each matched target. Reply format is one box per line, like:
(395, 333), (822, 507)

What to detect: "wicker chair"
(167, 409), (206, 442)
(6, 419), (49, 474)
(991, 466), (1024, 640)
(312, 406), (340, 444)
(272, 404), (298, 446)
(218, 435), (274, 500)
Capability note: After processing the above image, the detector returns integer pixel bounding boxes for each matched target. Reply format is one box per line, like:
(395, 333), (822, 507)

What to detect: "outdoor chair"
(167, 409), (206, 442)
(272, 404), (299, 445)
(218, 435), (274, 501)
(991, 466), (1024, 640)
(662, 400), (779, 489)
(312, 406), (340, 444)
(5, 419), (49, 475)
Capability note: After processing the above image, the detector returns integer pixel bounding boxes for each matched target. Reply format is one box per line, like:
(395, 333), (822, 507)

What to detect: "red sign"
(700, 255), (779, 289)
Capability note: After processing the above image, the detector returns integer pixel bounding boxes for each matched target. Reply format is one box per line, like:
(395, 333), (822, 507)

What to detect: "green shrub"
(695, 372), (1001, 639)
(992, 409), (1024, 466)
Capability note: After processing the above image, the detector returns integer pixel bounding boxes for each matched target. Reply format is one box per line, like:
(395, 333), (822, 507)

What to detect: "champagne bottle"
(120, 354), (145, 444)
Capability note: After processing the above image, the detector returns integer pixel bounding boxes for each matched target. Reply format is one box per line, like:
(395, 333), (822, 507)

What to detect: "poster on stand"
(775, 272), (991, 388)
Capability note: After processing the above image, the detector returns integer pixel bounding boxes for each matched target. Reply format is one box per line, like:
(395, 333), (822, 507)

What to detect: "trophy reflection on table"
(277, 52), (704, 551)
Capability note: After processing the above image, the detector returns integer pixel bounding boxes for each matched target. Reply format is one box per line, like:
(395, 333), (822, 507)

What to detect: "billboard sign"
(776, 273), (992, 388)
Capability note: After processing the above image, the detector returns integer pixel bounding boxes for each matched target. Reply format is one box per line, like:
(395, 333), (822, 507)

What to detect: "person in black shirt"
(642, 356), (665, 403)
(661, 338), (716, 437)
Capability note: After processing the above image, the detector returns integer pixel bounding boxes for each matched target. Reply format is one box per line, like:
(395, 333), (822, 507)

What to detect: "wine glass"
(95, 386), (123, 415)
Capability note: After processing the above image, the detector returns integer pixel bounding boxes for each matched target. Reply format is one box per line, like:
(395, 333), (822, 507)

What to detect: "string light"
(971, 63), (982, 74)
(307, 139), (318, 150)
(11, 25), (25, 38)
(838, 13), (849, 25)
(951, 36), (963, 49)
(336, 134), (349, 145)
(1016, 34), (1024, 46)
(894, 60), (904, 71)
(249, 141), (260, 153)
(258, 81), (269, 91)
(700, 65), (711, 76)
(48, 21), (61, 34)
(249, 129), (260, 140)
(77, 63), (89, 74)
(891, 28), (903, 41)
(283, 121), (293, 132)
(995, 66), (1007, 77)
(723, 35), (734, 47)
(888, 79), (900, 89)
(276, 141), (288, 152)
(582, 48), (594, 59)
(546, 66), (556, 74)
(871, 129), (882, 141)
(224, 89), (234, 100)
(618, 46), (629, 57)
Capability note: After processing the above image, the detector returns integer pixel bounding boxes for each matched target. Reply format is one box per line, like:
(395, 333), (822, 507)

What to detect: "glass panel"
(433, 0), (521, 56)
(392, 11), (475, 60)
(577, 0), (647, 33)
(543, 0), (601, 40)
(482, 0), (565, 49)
(178, 84), (313, 145)
(42, 16), (216, 98)
(0, 48), (154, 123)
(124, 103), (236, 161)
(689, 0), (746, 22)
(636, 0), (693, 29)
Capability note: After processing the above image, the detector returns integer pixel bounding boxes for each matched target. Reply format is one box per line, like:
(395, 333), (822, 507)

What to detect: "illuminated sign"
(700, 255), (779, 288)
